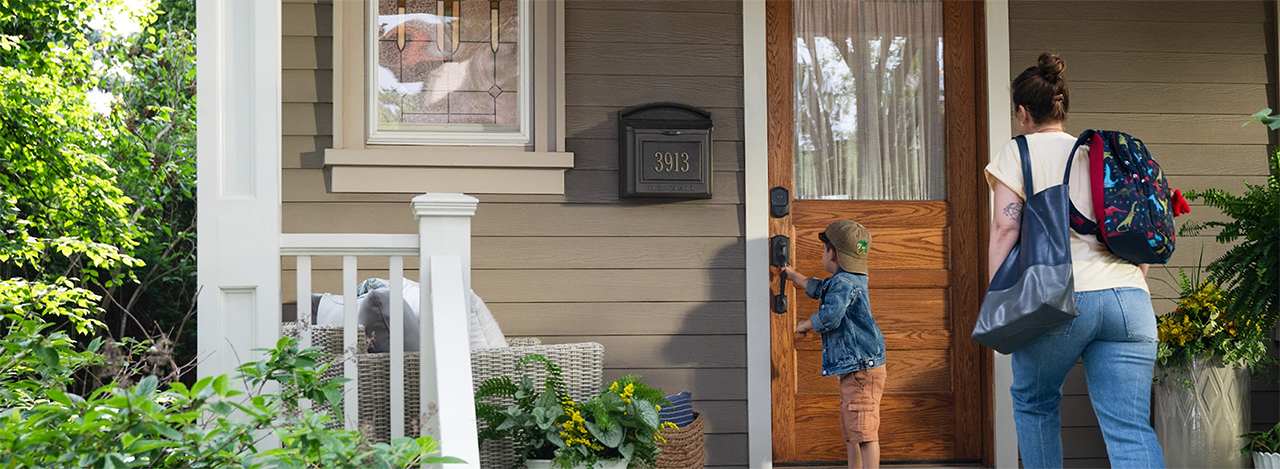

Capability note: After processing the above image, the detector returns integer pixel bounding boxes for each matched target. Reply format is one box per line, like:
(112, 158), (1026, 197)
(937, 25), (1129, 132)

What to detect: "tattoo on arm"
(1002, 202), (1023, 223)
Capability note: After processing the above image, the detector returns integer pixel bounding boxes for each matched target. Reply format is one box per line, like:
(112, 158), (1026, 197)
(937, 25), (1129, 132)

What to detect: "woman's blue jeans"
(1010, 287), (1165, 468)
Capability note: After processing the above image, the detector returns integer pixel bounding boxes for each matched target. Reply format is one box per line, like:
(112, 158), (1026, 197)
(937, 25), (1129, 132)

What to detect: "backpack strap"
(1016, 135), (1033, 197)
(1064, 130), (1099, 236)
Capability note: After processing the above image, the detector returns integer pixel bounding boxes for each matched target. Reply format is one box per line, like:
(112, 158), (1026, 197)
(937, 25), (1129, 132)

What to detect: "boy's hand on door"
(795, 318), (813, 337)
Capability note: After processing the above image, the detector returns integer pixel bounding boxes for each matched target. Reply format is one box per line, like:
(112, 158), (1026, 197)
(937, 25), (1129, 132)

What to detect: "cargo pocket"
(846, 402), (879, 437)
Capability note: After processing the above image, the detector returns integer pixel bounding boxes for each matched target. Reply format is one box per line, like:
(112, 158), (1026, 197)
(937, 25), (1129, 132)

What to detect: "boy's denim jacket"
(806, 270), (885, 377)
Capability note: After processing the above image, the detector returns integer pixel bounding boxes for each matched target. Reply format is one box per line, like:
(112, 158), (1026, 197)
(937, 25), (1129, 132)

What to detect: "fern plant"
(474, 354), (571, 465)
(1182, 142), (1279, 337)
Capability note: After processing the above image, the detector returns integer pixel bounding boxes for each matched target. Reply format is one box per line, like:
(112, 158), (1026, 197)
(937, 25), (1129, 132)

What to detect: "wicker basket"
(655, 413), (705, 469)
(282, 323), (366, 429)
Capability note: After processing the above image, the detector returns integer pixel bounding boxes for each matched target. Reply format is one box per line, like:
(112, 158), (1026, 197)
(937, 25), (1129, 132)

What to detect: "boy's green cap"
(820, 220), (871, 275)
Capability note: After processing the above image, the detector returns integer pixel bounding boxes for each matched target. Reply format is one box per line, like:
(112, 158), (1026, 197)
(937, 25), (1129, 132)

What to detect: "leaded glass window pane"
(372, 0), (524, 142)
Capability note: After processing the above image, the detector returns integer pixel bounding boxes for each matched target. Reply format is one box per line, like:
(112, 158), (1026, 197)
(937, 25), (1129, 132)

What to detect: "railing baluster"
(296, 255), (312, 412)
(342, 255), (359, 430)
(389, 257), (406, 440)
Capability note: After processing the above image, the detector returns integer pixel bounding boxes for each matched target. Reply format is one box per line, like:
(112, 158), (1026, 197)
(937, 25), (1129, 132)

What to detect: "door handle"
(771, 235), (790, 314)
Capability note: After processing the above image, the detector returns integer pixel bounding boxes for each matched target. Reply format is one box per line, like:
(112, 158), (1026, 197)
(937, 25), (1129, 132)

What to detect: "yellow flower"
(655, 404), (661, 412)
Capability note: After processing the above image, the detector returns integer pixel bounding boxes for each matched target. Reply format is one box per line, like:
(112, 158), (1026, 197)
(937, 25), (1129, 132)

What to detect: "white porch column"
(412, 193), (481, 467)
(195, 0), (282, 380)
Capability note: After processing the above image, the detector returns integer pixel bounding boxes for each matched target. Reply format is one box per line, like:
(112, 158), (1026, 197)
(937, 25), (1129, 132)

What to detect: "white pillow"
(314, 293), (345, 326)
(469, 290), (508, 349)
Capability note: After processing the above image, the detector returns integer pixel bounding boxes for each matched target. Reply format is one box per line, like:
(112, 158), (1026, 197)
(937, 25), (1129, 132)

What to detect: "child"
(780, 220), (886, 469)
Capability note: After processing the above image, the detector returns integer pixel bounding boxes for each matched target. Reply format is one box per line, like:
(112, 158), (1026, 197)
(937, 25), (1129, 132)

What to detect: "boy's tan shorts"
(839, 365), (886, 443)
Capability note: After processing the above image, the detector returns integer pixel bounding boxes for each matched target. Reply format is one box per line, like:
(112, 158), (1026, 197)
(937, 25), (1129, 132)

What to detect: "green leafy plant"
(1241, 421), (1280, 456)
(1155, 262), (1270, 386)
(554, 375), (675, 469)
(1180, 141), (1279, 336)
(475, 354), (572, 465)
(0, 312), (464, 468)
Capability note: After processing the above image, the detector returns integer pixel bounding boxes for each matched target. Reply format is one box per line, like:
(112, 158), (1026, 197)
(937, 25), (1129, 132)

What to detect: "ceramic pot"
(1153, 355), (1250, 468)
(1254, 452), (1280, 469)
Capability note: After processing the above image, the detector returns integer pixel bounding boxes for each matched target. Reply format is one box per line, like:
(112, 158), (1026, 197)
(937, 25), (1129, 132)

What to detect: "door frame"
(742, 0), (1010, 466)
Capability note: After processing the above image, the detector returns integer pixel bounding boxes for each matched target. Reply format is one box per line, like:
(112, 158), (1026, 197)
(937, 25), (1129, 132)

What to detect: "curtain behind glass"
(794, 0), (945, 200)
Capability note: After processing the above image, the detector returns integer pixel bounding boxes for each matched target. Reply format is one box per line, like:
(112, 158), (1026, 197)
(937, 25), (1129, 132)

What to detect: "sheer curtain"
(794, 0), (946, 200)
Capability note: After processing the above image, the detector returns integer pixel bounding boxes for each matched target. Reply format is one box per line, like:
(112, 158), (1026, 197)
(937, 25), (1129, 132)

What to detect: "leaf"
(635, 399), (660, 429)
(47, 389), (72, 406)
(585, 420), (623, 448)
(213, 374), (230, 395)
(620, 442), (635, 462)
(135, 375), (158, 397)
(104, 453), (127, 469)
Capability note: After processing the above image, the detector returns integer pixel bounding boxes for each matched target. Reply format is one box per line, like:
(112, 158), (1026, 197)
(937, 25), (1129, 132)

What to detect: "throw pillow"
(658, 391), (695, 427)
(469, 290), (508, 349)
(312, 293), (345, 326)
(358, 287), (421, 353)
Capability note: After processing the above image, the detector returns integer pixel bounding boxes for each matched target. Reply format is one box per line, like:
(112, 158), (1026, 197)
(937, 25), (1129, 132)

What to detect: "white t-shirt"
(984, 132), (1148, 293)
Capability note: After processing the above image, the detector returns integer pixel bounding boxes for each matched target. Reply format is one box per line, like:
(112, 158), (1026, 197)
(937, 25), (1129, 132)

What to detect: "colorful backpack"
(1066, 130), (1186, 265)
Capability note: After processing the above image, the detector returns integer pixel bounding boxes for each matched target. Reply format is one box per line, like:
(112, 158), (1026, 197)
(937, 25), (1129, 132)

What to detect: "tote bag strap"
(1016, 135), (1033, 196)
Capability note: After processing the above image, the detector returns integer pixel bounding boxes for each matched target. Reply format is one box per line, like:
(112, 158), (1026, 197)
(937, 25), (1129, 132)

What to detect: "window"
(327, 0), (572, 194)
(369, 0), (530, 145)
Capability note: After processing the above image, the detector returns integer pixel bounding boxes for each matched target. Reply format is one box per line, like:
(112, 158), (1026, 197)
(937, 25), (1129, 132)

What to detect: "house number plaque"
(618, 102), (713, 198)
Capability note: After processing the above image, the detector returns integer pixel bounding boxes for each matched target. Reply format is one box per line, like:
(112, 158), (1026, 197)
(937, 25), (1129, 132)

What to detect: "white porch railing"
(279, 193), (480, 468)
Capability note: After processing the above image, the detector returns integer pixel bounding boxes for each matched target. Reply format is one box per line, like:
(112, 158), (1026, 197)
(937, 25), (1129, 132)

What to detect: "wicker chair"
(286, 322), (604, 469)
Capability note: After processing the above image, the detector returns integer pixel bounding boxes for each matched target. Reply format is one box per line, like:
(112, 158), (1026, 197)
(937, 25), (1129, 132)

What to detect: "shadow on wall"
(658, 242), (749, 463)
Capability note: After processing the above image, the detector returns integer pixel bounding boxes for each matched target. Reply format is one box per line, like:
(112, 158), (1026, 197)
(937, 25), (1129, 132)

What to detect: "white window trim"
(364, 0), (534, 146)
(328, 0), (572, 194)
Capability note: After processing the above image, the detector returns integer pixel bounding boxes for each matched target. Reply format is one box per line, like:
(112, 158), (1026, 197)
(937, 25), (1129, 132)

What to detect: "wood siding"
(1009, 1), (1277, 465)
(280, 0), (748, 465)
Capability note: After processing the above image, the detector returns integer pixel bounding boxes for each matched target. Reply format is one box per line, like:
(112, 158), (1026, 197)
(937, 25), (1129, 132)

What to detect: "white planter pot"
(525, 459), (627, 469)
(1255, 452), (1280, 469)
(1153, 355), (1250, 469)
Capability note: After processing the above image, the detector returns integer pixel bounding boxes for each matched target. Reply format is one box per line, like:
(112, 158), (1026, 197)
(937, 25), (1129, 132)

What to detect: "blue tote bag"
(971, 136), (1077, 354)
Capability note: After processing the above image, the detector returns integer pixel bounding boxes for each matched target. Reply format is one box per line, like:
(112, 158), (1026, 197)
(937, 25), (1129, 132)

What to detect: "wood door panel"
(793, 226), (948, 270)
(794, 330), (953, 351)
(792, 200), (948, 227)
(794, 288), (950, 328)
(796, 349), (952, 394)
(794, 394), (957, 461)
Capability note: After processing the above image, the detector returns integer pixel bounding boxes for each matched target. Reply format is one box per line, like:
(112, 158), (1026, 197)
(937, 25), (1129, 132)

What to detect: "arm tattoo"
(1002, 202), (1023, 223)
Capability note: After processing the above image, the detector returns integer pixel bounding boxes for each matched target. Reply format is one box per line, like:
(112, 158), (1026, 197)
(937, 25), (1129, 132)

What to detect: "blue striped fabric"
(658, 391), (695, 427)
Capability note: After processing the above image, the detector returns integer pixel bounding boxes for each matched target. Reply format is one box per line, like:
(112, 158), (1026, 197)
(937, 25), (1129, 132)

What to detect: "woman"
(985, 53), (1165, 468)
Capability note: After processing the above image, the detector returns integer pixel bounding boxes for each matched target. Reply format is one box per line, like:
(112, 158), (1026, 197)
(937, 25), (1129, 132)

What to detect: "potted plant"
(1152, 264), (1269, 468)
(1152, 115), (1279, 467)
(549, 375), (675, 469)
(475, 355), (572, 466)
(1242, 422), (1280, 468)
(475, 355), (675, 469)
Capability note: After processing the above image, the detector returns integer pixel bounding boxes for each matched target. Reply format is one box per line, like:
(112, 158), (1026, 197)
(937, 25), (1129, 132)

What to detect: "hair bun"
(1037, 52), (1065, 80)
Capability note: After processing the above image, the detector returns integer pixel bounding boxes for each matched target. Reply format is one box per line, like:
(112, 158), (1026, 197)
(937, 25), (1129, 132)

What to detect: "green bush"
(0, 313), (462, 468)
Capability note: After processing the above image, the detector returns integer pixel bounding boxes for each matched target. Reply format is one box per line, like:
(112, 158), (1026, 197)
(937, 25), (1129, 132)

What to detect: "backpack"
(1066, 130), (1179, 264)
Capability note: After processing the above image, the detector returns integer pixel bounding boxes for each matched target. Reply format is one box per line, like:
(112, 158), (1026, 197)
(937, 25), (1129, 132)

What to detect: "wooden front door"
(767, 0), (986, 463)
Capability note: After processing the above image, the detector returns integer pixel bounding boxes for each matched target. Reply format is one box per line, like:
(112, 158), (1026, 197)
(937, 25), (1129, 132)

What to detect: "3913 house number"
(654, 152), (691, 173)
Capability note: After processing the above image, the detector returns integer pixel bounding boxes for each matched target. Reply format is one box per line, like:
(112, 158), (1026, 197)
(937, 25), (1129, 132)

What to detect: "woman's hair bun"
(1037, 52), (1065, 81)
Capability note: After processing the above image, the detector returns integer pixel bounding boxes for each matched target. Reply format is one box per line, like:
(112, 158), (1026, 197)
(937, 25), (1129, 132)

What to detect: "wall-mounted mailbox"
(618, 102), (713, 198)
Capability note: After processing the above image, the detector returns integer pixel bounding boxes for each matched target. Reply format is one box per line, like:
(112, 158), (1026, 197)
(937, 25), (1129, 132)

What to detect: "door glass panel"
(794, 0), (945, 200)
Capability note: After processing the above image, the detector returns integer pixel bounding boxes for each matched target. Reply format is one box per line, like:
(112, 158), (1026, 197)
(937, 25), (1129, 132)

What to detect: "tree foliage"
(1, 0), (143, 341)
(97, 0), (199, 366)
